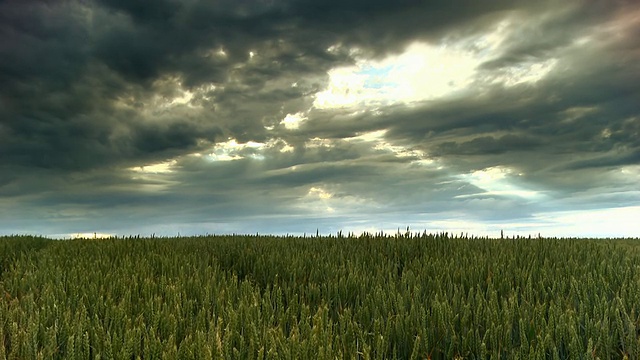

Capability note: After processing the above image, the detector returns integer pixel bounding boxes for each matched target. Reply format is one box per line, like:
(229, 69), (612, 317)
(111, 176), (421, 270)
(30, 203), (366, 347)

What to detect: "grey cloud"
(435, 134), (543, 156)
(129, 121), (221, 154)
(287, 0), (529, 56)
(5, 0), (627, 173)
(1, 0), (638, 236)
(564, 150), (640, 170)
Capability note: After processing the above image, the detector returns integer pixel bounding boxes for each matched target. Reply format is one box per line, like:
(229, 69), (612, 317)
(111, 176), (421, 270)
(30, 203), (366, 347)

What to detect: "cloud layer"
(1, 0), (639, 237)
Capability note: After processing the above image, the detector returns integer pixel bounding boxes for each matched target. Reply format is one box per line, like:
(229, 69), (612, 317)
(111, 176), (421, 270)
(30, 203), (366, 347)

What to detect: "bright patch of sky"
(313, 42), (478, 109)
(151, 77), (197, 109)
(309, 186), (333, 200)
(346, 130), (425, 159)
(127, 160), (182, 191)
(280, 112), (307, 130)
(273, 139), (295, 153)
(305, 186), (335, 213)
(300, 186), (375, 217)
(205, 138), (294, 161)
(324, 203), (640, 238)
(458, 166), (543, 200)
(165, 89), (194, 107)
(304, 137), (335, 149)
(130, 160), (177, 174)
(207, 139), (266, 161)
(532, 206), (640, 238)
(313, 19), (558, 110)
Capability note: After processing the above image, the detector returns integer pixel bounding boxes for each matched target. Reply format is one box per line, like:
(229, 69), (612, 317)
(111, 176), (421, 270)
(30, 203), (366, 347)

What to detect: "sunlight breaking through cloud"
(280, 112), (307, 130)
(459, 166), (543, 200)
(313, 18), (562, 110)
(130, 160), (178, 174)
(206, 139), (266, 161)
(313, 42), (479, 109)
(346, 130), (426, 159)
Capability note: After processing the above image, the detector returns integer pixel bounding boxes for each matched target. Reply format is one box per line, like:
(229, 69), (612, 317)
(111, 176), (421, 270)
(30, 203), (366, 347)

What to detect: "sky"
(1, 0), (639, 238)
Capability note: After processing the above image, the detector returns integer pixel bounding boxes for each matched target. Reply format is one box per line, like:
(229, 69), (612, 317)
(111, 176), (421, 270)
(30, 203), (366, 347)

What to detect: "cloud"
(0, 0), (639, 237)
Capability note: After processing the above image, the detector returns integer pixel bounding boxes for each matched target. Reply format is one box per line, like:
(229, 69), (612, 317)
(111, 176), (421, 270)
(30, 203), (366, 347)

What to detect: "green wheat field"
(1, 233), (639, 359)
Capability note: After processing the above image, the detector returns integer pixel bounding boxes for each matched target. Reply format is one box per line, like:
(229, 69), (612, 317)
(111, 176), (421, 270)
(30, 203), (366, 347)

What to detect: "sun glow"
(313, 42), (478, 109)
(313, 19), (559, 110)
(533, 206), (640, 238)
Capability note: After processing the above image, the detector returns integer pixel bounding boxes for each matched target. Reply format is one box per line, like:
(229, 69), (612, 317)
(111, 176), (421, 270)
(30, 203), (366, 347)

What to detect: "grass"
(0, 233), (639, 359)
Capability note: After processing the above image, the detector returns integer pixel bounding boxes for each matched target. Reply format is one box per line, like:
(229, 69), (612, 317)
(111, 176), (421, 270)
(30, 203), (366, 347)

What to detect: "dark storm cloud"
(1, 0), (275, 172)
(0, 0), (587, 171)
(1, 0), (639, 236)
(288, 0), (526, 55)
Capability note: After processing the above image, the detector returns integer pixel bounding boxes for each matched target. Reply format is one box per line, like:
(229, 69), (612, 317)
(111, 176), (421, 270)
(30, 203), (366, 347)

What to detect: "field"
(1, 233), (639, 359)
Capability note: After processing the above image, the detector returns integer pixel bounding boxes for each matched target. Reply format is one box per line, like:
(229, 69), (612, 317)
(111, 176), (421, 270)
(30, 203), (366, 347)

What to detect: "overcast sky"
(1, 0), (639, 238)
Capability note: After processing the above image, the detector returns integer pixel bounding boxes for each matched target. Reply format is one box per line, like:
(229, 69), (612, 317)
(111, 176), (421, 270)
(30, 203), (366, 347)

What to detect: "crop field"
(1, 233), (640, 359)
